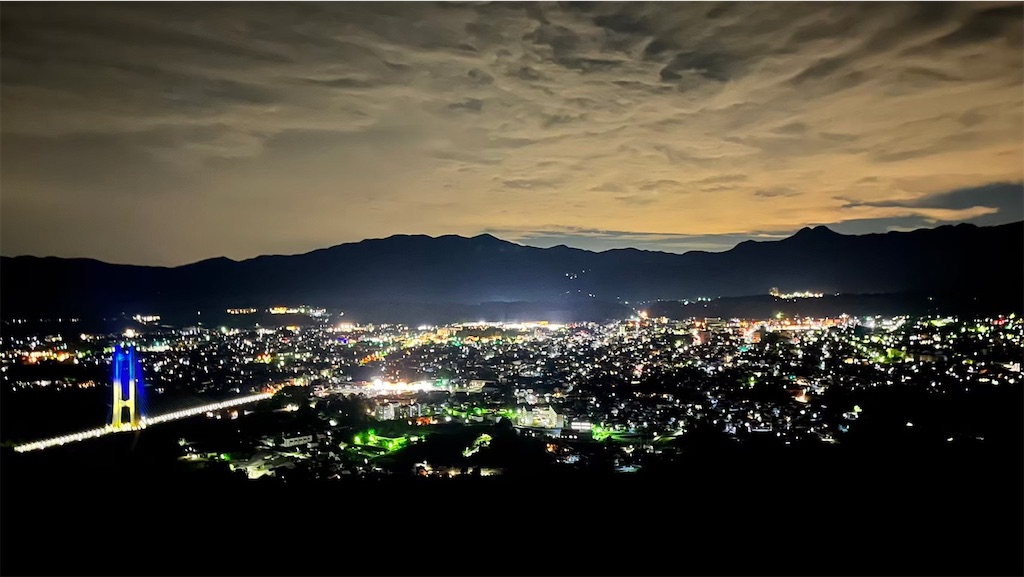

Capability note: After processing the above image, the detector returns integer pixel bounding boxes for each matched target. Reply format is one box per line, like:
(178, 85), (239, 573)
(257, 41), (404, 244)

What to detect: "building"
(515, 405), (564, 436)
(568, 420), (593, 432)
(375, 402), (396, 421)
(280, 434), (314, 448)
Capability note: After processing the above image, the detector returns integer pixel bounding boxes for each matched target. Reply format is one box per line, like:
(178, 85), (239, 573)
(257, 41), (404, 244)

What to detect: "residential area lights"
(3, 313), (1019, 476)
(769, 287), (824, 299)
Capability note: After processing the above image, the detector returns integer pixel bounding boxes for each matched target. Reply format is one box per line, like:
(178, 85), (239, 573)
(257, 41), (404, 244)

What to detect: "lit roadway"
(12, 392), (273, 453)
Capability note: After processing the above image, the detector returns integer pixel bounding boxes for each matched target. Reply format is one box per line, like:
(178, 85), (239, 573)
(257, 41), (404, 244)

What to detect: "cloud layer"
(2, 2), (1021, 264)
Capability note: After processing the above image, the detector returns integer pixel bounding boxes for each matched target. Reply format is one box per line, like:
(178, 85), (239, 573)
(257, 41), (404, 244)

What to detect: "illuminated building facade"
(516, 405), (564, 430)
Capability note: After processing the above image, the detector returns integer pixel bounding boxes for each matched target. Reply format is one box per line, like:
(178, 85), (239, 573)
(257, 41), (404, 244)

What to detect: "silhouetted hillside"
(2, 221), (1020, 321)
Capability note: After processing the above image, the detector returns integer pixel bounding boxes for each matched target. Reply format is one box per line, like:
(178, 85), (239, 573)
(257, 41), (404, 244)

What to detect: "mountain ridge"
(0, 221), (1001, 267)
(2, 221), (1020, 319)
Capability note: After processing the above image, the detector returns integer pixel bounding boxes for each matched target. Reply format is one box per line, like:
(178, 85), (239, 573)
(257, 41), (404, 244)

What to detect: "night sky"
(1, 1), (1021, 266)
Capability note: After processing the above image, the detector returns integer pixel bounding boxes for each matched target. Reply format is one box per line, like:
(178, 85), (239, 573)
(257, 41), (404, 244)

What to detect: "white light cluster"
(12, 426), (111, 453)
(143, 392), (273, 425)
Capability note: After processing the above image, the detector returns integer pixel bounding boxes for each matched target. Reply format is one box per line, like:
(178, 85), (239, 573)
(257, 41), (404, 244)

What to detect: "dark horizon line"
(2, 219), (1020, 270)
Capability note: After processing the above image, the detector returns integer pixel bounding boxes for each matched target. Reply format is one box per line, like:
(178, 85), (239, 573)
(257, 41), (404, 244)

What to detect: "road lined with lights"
(12, 392), (273, 453)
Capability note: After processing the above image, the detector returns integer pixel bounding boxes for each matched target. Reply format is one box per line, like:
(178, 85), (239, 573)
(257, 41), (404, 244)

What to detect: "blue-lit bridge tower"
(110, 344), (145, 431)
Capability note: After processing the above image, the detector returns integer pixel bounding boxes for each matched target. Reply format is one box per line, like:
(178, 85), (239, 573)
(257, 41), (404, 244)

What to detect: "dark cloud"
(789, 56), (860, 87)
(303, 77), (377, 90)
(642, 38), (676, 60)
(827, 182), (1023, 234)
(775, 122), (809, 135)
(515, 66), (544, 81)
(615, 194), (658, 206)
(500, 178), (560, 190)
(589, 182), (626, 193)
(839, 182), (1024, 226)
(542, 113), (582, 127)
(559, 57), (624, 74)
(467, 68), (494, 85)
(755, 187), (802, 199)
(593, 10), (652, 35)
(660, 50), (737, 83)
(898, 67), (962, 85)
(932, 4), (1023, 48)
(638, 180), (687, 193)
(871, 131), (1000, 163)
(695, 174), (748, 185)
(449, 99), (484, 113)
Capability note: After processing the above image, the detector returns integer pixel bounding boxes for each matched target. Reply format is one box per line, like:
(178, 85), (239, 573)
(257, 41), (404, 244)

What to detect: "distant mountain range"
(2, 221), (1020, 323)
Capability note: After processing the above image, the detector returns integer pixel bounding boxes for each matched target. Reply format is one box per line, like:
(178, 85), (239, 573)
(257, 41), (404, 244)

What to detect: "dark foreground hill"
(2, 221), (1020, 322)
(3, 438), (1020, 576)
(2, 381), (1021, 576)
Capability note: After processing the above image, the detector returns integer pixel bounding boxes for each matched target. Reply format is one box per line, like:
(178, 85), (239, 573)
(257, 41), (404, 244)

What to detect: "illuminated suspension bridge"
(13, 344), (273, 453)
